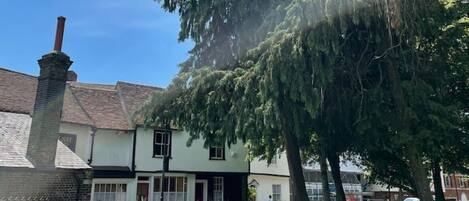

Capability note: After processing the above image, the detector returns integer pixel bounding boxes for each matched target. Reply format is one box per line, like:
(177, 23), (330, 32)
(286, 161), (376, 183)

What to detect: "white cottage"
(0, 67), (290, 201)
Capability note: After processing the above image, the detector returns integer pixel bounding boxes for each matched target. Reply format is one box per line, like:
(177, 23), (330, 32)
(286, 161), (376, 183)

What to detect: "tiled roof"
(116, 81), (162, 124)
(0, 111), (90, 169)
(69, 85), (131, 130)
(0, 68), (161, 130)
(0, 68), (37, 114)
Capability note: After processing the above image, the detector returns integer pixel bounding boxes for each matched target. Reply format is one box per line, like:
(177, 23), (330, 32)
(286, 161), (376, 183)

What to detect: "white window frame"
(153, 176), (187, 201)
(272, 184), (281, 201)
(92, 182), (128, 201)
(213, 177), (224, 201)
(154, 130), (171, 157)
(209, 146), (225, 160)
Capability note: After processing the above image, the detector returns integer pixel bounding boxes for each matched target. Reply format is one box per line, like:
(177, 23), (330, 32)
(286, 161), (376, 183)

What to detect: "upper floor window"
(59, 133), (77, 152)
(459, 177), (466, 188)
(153, 130), (171, 157)
(209, 146), (225, 160)
(444, 175), (452, 188)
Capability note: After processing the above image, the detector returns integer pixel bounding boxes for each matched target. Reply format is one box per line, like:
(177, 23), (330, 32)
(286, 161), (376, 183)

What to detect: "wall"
(248, 175), (290, 201)
(91, 129), (134, 168)
(0, 168), (92, 201)
(135, 127), (249, 173)
(59, 122), (92, 161)
(250, 152), (289, 176)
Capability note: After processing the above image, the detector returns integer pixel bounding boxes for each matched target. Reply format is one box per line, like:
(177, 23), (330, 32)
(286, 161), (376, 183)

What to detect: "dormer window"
(153, 130), (171, 157)
(209, 146), (225, 160)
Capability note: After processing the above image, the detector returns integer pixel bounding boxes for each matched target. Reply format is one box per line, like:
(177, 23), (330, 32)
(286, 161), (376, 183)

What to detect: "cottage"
(0, 17), (290, 201)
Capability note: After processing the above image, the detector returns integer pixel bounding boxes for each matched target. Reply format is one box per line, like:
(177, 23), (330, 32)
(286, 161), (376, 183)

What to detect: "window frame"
(153, 176), (188, 201)
(213, 177), (224, 201)
(209, 146), (225, 160)
(92, 183), (127, 201)
(153, 129), (172, 158)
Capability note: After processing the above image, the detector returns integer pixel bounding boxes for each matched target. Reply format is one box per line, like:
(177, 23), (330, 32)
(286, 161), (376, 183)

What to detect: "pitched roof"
(69, 85), (131, 130)
(0, 111), (90, 169)
(0, 68), (37, 114)
(116, 81), (162, 123)
(0, 68), (161, 130)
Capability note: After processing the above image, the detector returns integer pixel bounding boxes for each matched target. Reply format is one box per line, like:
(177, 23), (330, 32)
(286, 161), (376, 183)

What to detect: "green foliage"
(144, 0), (469, 194)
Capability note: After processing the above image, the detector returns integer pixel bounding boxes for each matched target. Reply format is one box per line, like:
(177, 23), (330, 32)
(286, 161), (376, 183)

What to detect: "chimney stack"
(26, 17), (73, 168)
(67, 70), (78, 81)
(54, 16), (66, 52)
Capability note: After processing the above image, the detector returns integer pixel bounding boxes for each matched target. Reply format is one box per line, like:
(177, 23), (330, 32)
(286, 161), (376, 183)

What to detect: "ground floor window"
(93, 183), (127, 201)
(153, 176), (187, 201)
(272, 184), (281, 201)
(305, 182), (362, 201)
(213, 177), (224, 201)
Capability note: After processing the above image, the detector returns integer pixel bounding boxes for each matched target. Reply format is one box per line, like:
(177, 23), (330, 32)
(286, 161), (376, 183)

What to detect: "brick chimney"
(26, 16), (73, 168)
(67, 70), (78, 81)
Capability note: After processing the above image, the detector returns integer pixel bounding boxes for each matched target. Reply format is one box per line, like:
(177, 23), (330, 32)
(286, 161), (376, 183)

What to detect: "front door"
(137, 183), (149, 201)
(195, 180), (208, 201)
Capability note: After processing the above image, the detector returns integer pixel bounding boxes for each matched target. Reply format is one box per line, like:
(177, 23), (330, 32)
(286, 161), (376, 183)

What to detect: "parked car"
(403, 198), (420, 201)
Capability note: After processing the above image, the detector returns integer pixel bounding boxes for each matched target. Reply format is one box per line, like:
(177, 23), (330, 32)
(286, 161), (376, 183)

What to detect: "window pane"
(169, 177), (176, 192)
(176, 177), (184, 192)
(155, 132), (162, 143)
(154, 178), (161, 192)
(155, 146), (162, 156)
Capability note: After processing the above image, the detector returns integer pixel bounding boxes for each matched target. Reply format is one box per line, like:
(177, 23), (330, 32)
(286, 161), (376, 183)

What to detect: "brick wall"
(0, 168), (92, 201)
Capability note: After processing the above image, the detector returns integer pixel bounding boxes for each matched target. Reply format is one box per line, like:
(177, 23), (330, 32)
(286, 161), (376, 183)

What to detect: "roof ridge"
(69, 83), (117, 92)
(116, 80), (163, 90)
(0, 67), (37, 78)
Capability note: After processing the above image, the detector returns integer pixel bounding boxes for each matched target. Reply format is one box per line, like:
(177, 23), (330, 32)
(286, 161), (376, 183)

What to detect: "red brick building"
(443, 173), (469, 201)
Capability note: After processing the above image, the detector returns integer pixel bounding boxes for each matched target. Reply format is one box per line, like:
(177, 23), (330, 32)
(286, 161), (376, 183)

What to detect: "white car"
(403, 198), (420, 201)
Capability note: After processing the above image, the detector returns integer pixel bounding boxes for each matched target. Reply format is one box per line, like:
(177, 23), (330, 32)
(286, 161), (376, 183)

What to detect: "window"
(209, 146), (225, 160)
(272, 184), (281, 201)
(154, 176), (187, 201)
(93, 183), (127, 201)
(459, 177), (466, 188)
(154, 130), (171, 157)
(213, 177), (224, 201)
(445, 175), (452, 188)
(59, 133), (77, 151)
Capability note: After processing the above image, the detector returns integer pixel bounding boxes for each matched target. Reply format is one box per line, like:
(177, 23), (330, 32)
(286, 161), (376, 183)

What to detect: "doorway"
(195, 180), (208, 201)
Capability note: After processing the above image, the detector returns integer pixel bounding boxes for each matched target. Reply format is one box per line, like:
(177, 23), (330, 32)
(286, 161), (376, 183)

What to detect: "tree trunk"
(432, 159), (445, 201)
(386, 55), (433, 200)
(327, 152), (346, 201)
(278, 104), (309, 201)
(320, 145), (331, 201)
(282, 128), (310, 201)
(406, 147), (433, 201)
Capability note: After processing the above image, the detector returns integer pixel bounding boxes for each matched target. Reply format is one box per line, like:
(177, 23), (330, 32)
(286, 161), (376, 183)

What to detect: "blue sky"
(0, 0), (193, 87)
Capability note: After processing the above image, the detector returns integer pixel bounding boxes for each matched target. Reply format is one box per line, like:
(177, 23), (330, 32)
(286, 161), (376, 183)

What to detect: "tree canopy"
(143, 0), (469, 200)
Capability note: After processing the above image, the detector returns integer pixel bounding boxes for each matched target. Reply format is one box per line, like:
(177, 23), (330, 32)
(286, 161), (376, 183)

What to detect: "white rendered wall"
(92, 129), (134, 168)
(59, 122), (92, 161)
(135, 127), (249, 173)
(250, 152), (290, 176)
(248, 175), (290, 201)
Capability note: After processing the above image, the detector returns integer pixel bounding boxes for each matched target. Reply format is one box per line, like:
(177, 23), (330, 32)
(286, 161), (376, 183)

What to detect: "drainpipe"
(131, 129), (137, 172)
(88, 127), (97, 165)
